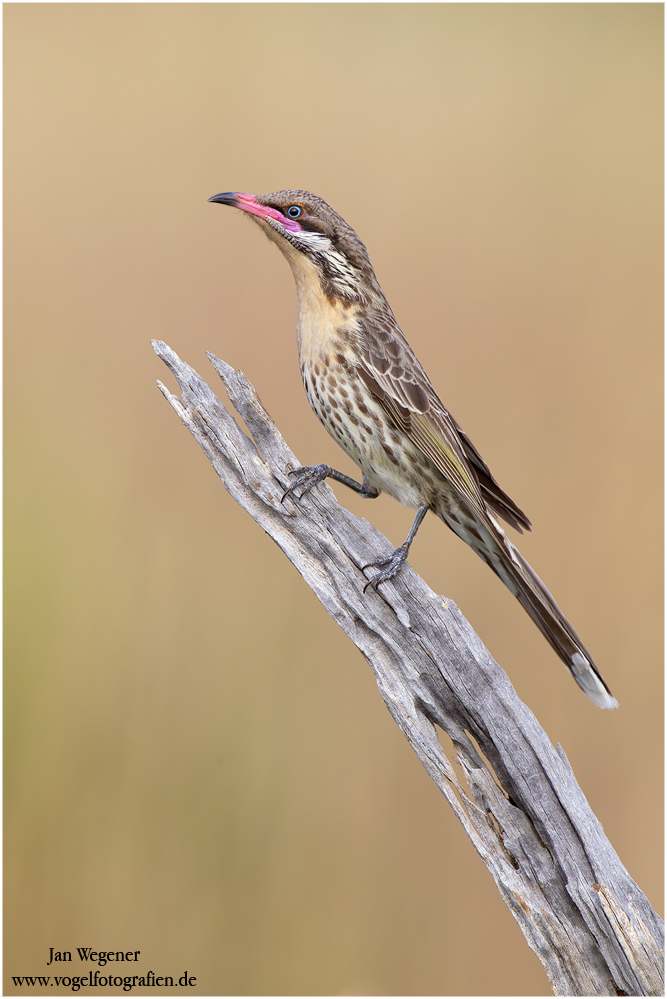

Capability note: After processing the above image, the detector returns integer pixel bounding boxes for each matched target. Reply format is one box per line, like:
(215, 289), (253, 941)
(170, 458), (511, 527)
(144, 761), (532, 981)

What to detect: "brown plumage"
(209, 188), (617, 709)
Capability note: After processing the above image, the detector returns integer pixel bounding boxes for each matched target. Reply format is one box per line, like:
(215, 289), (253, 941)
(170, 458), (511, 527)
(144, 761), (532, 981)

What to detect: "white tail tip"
(571, 653), (618, 709)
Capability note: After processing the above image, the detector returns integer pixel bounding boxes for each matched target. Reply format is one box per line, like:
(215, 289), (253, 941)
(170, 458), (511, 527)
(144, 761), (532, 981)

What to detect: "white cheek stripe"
(267, 219), (364, 298)
(266, 217), (331, 252)
(295, 230), (332, 252)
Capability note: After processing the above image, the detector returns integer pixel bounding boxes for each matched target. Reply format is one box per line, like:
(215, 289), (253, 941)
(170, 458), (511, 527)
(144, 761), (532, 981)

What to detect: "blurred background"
(4, 4), (662, 995)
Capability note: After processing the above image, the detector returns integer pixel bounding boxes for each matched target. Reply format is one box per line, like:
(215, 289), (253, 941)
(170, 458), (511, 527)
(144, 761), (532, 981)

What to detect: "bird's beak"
(208, 191), (302, 232)
(208, 191), (241, 208)
(208, 191), (268, 221)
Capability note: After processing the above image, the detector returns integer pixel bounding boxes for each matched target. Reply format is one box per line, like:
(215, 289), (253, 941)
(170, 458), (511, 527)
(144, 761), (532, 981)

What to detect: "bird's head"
(208, 189), (383, 305)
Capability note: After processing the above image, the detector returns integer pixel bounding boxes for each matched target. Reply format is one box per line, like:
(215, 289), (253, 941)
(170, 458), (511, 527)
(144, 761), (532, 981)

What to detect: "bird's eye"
(286, 205), (303, 219)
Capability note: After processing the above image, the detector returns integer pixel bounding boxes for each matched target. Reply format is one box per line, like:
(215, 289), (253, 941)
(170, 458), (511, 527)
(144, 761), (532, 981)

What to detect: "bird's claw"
(362, 545), (409, 592)
(281, 464), (331, 503)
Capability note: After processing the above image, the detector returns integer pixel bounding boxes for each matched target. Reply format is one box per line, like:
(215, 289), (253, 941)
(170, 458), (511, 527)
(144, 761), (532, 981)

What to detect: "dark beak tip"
(208, 191), (237, 206)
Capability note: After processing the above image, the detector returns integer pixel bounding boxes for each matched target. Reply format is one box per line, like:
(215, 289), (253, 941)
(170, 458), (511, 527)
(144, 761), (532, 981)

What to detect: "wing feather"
(356, 312), (530, 530)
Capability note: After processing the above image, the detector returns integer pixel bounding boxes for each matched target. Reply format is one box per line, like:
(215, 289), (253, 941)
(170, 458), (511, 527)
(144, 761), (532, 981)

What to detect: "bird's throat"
(290, 252), (359, 369)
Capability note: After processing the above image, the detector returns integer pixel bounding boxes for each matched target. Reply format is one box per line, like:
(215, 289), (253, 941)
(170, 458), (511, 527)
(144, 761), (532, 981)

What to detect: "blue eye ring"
(286, 205), (303, 219)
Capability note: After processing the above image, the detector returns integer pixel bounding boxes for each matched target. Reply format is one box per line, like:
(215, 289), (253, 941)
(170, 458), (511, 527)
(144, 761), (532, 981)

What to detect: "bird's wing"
(450, 416), (531, 532)
(355, 315), (486, 517)
(356, 312), (530, 531)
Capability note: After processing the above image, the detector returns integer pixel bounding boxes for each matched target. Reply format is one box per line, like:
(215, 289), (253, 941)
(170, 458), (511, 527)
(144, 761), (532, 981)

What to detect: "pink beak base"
(208, 191), (303, 233)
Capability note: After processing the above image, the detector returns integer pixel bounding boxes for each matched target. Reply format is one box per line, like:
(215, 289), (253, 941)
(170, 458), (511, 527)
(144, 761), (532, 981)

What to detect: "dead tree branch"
(153, 340), (663, 996)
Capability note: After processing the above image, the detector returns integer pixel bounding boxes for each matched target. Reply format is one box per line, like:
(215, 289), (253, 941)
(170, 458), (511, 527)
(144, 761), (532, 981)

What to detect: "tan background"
(5, 4), (663, 995)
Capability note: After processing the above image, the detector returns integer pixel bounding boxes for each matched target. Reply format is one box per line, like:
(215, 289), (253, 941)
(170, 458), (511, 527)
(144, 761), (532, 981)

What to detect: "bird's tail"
(438, 504), (617, 709)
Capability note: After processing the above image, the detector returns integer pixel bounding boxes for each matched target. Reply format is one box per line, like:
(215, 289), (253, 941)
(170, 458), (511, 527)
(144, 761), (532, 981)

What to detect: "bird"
(208, 188), (617, 710)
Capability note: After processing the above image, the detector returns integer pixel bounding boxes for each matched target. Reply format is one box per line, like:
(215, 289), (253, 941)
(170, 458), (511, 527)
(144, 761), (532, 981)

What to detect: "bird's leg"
(282, 465), (380, 503)
(362, 504), (430, 592)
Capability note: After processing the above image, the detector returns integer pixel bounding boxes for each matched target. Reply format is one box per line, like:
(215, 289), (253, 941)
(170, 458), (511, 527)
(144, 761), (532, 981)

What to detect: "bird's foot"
(362, 544), (410, 592)
(281, 464), (332, 503)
